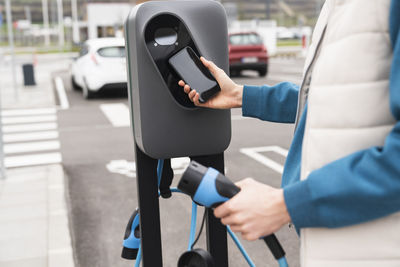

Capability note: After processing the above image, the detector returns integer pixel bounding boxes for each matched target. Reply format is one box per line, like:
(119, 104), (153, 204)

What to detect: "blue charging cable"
(278, 257), (289, 267)
(134, 244), (142, 267)
(157, 159), (164, 187)
(157, 160), (197, 250)
(134, 159), (289, 267)
(188, 202), (198, 250)
(135, 160), (192, 267)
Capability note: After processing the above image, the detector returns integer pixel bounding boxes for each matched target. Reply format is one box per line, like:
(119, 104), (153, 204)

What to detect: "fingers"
(177, 79), (206, 107)
(188, 90), (196, 100)
(178, 80), (203, 106)
(229, 225), (243, 233)
(183, 84), (191, 94)
(229, 225), (259, 241)
(230, 224), (259, 241)
(200, 57), (221, 77)
(200, 57), (210, 68)
(193, 93), (201, 106)
(214, 201), (233, 218)
(178, 80), (191, 94)
(184, 88), (205, 107)
(221, 213), (246, 226)
(242, 232), (259, 241)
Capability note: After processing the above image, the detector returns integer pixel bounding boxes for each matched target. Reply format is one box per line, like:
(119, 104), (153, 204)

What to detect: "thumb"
(200, 57), (221, 77)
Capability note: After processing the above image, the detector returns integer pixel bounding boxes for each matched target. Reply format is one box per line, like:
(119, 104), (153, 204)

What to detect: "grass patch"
(0, 45), (80, 55)
(277, 39), (302, 47)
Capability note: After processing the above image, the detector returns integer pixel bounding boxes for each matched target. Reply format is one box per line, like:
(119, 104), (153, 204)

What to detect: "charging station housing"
(125, 0), (231, 159)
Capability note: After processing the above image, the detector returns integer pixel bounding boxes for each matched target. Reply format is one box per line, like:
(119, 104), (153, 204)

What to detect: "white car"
(71, 38), (127, 99)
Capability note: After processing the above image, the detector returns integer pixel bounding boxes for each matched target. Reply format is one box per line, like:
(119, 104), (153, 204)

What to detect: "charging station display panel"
(125, 1), (231, 158)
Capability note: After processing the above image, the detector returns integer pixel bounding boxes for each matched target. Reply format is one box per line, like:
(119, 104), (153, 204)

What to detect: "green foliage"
(277, 39), (302, 47)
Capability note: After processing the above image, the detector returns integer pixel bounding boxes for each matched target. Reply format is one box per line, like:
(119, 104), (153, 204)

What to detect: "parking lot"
(51, 57), (304, 267)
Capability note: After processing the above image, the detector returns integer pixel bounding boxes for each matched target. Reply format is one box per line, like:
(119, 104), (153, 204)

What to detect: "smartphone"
(168, 46), (221, 103)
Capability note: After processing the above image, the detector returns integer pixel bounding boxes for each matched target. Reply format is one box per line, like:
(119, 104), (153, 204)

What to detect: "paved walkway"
(0, 53), (75, 267)
(0, 165), (74, 267)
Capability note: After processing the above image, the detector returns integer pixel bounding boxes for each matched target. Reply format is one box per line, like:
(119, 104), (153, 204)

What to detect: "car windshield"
(229, 34), (263, 45)
(97, 46), (126, 58)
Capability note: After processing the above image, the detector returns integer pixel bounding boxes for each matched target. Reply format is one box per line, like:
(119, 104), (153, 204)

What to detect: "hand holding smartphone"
(168, 47), (221, 103)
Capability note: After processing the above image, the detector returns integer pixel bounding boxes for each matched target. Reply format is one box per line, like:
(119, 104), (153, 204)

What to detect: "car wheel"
(258, 65), (268, 77)
(82, 78), (95, 99)
(71, 76), (81, 91)
(230, 69), (240, 77)
(83, 86), (95, 99)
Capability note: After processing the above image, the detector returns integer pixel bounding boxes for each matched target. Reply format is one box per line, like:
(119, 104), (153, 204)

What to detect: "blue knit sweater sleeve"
(284, 1), (400, 229)
(242, 82), (299, 123)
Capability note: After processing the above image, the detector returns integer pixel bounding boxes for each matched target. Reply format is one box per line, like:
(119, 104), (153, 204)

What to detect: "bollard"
(22, 64), (36, 86)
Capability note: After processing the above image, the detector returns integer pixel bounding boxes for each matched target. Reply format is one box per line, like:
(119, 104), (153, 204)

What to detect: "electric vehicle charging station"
(124, 1), (232, 266)
(125, 0), (231, 159)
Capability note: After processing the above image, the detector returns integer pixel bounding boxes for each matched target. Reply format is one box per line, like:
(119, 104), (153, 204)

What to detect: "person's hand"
(214, 178), (291, 241)
(178, 57), (243, 109)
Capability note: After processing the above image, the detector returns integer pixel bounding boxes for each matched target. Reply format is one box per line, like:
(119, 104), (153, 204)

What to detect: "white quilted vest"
(299, 0), (399, 266)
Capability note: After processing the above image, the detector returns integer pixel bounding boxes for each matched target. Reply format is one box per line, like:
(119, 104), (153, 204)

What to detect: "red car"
(228, 32), (268, 77)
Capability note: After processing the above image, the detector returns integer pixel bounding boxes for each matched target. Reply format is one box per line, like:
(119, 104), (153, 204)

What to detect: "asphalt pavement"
(54, 57), (305, 267)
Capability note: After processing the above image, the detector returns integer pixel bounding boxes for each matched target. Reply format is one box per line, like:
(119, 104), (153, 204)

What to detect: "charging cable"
(188, 202), (198, 250)
(227, 226), (256, 267)
(134, 159), (289, 267)
(158, 160), (198, 251)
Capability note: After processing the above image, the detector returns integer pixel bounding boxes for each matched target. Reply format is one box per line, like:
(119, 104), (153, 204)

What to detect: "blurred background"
(0, 1), (324, 267)
(0, 0), (324, 52)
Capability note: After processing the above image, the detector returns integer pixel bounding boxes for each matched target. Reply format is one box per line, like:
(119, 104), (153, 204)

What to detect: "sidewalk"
(0, 54), (75, 267)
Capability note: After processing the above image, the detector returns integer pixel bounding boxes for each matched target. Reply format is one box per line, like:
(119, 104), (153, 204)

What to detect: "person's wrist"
(233, 84), (243, 108)
(276, 189), (291, 225)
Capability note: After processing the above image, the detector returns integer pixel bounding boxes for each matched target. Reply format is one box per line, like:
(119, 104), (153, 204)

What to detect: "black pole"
(135, 147), (229, 266)
(266, 0), (271, 20)
(135, 144), (163, 267)
(191, 153), (228, 267)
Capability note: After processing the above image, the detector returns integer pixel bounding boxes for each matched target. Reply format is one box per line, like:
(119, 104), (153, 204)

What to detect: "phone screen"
(168, 47), (220, 103)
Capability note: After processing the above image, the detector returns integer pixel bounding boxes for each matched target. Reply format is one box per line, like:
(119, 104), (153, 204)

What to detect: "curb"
(54, 76), (70, 110)
(63, 166), (80, 267)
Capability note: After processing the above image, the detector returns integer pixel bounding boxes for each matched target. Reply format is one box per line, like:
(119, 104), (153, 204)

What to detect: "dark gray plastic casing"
(125, 1), (231, 159)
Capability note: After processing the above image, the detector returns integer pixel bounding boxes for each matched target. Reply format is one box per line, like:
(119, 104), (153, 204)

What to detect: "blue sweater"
(242, 1), (400, 229)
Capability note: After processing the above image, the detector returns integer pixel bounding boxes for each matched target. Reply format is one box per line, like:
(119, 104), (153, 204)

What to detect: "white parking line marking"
(240, 146), (289, 174)
(2, 115), (57, 125)
(1, 107), (63, 168)
(98, 103), (258, 126)
(2, 122), (58, 133)
(4, 141), (60, 154)
(106, 157), (191, 178)
(100, 103), (130, 127)
(4, 152), (62, 168)
(48, 247), (73, 255)
(265, 146), (288, 157)
(1, 108), (56, 117)
(3, 131), (59, 143)
(55, 76), (70, 109)
(98, 102), (252, 127)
